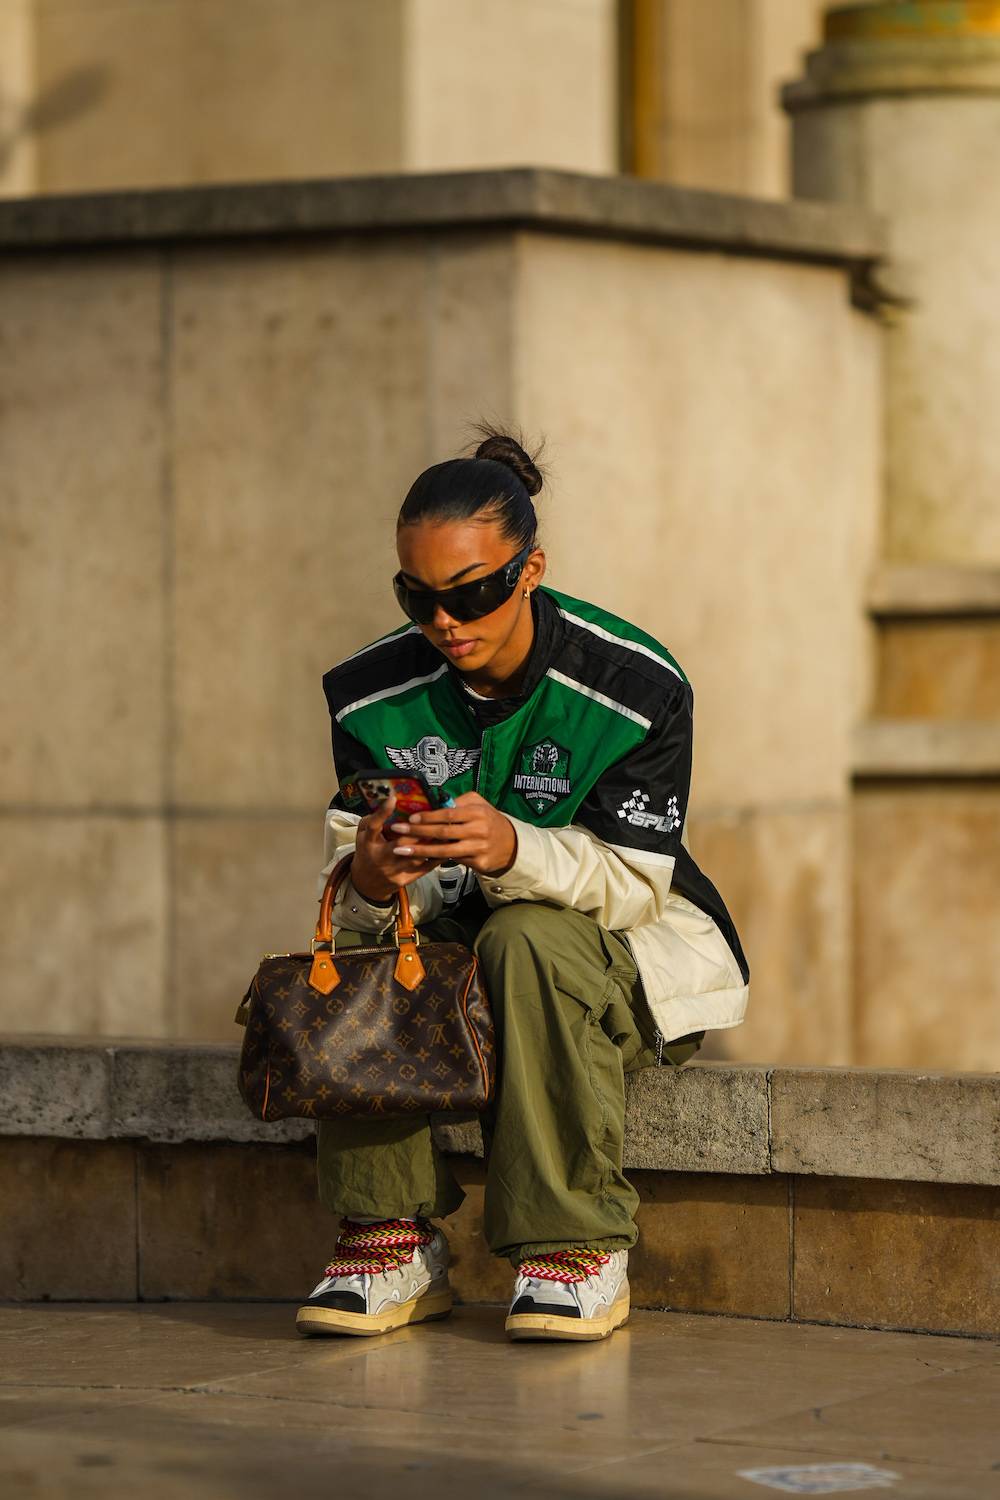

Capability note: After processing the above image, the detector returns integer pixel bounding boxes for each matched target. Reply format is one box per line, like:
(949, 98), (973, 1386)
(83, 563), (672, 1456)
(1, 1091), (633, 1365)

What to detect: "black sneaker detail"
(308, 1289), (367, 1314)
(510, 1295), (581, 1318)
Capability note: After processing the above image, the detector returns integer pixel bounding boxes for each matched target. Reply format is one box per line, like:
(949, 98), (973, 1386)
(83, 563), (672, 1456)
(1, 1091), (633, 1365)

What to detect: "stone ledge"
(0, 166), (886, 267)
(853, 719), (1000, 779)
(868, 564), (1000, 619)
(1, 1038), (996, 1186)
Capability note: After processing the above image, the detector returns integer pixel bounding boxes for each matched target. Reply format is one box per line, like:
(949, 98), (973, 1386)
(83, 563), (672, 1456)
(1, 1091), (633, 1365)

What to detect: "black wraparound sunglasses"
(393, 542), (535, 626)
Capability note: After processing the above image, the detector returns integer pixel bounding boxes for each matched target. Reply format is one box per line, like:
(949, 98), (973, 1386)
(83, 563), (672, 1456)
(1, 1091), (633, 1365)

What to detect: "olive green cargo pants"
(316, 895), (702, 1262)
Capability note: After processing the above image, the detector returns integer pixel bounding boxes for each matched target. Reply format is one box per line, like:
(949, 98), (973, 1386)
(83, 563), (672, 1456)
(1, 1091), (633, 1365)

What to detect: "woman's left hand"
(389, 791), (517, 877)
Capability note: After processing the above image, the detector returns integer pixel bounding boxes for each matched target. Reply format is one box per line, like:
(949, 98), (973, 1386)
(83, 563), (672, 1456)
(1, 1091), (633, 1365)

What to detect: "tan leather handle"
(308, 851), (425, 995)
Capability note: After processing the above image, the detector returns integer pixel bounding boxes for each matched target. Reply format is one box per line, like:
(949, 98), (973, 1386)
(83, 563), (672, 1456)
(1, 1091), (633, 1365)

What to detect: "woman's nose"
(431, 602), (460, 631)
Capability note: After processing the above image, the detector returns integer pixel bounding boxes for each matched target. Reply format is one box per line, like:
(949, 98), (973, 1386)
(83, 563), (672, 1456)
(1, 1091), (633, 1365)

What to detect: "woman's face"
(395, 517), (546, 673)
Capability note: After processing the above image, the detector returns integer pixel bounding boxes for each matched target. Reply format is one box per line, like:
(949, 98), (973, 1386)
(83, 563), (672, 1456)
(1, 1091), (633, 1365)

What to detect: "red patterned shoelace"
(517, 1249), (612, 1284)
(323, 1218), (435, 1278)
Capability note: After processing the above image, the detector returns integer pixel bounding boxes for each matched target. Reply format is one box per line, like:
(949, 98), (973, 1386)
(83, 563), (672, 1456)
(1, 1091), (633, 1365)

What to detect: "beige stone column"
(785, 2), (1000, 564)
(628, 0), (827, 196)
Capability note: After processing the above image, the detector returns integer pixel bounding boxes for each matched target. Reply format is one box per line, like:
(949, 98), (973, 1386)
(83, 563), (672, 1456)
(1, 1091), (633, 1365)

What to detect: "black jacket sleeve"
(573, 681), (693, 863)
(327, 719), (372, 815)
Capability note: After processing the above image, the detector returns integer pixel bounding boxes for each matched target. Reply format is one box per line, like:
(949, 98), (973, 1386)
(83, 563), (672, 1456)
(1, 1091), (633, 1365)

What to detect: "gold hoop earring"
(523, 588), (529, 598)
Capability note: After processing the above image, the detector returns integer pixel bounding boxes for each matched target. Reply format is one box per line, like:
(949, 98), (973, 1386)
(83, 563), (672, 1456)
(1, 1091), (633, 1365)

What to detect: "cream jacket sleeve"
(473, 814), (678, 930)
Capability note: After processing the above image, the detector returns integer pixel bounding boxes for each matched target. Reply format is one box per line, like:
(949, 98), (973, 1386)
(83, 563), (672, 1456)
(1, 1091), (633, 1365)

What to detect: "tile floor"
(0, 1303), (997, 1498)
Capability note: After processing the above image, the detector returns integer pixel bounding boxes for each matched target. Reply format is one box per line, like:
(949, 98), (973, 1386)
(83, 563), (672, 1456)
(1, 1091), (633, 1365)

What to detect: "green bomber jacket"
(319, 584), (749, 1041)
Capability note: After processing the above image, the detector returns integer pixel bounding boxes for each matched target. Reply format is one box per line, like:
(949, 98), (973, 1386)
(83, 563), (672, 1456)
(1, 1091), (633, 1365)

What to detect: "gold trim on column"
(826, 2), (1000, 42)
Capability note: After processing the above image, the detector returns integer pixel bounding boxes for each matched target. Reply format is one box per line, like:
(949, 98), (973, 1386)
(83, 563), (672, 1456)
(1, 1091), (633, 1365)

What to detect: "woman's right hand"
(350, 792), (442, 903)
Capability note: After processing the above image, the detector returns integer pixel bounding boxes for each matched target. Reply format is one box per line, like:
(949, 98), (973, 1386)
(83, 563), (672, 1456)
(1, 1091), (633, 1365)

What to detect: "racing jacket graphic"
(320, 584), (750, 1041)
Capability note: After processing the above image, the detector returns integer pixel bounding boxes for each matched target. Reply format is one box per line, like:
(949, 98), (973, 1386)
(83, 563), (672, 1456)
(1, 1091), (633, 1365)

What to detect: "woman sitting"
(299, 424), (750, 1343)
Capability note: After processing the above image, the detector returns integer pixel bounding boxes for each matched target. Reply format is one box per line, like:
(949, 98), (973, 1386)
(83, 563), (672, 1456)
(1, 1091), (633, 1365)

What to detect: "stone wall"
(0, 169), (884, 1063)
(784, 9), (1000, 1070)
(0, 0), (618, 197)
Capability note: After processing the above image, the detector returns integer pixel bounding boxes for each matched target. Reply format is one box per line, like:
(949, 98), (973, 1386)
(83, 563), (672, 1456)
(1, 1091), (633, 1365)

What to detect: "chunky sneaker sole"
(297, 1217), (453, 1339)
(296, 1285), (453, 1338)
(505, 1248), (630, 1343)
(506, 1289), (629, 1342)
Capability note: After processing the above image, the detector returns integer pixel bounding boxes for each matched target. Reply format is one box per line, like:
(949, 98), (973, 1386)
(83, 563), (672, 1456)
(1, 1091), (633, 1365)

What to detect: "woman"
(299, 424), (750, 1343)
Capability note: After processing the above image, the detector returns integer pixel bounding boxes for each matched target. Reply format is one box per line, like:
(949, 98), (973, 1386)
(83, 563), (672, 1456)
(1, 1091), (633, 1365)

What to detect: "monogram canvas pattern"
(237, 941), (495, 1121)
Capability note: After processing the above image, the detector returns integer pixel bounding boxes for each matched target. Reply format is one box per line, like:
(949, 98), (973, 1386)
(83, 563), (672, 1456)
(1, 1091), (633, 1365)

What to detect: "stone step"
(1, 1039), (997, 1336)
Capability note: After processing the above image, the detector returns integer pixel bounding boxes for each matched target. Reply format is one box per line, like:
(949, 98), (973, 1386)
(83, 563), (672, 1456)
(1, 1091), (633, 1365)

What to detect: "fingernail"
(409, 813), (421, 823)
(394, 846), (413, 856)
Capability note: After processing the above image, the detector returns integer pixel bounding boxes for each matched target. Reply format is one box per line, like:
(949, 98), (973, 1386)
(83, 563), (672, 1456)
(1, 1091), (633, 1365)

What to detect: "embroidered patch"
(616, 788), (682, 833)
(385, 736), (480, 787)
(512, 739), (572, 815)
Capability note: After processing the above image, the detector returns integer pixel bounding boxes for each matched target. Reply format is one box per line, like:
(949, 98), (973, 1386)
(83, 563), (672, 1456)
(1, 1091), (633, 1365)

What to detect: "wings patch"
(385, 735), (480, 788)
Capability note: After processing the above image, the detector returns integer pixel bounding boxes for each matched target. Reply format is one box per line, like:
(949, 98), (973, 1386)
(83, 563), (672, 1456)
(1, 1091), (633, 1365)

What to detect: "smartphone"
(341, 769), (456, 836)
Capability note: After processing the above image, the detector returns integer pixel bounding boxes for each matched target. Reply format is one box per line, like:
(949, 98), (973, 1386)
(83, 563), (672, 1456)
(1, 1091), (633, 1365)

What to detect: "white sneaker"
(505, 1248), (630, 1342)
(296, 1217), (453, 1337)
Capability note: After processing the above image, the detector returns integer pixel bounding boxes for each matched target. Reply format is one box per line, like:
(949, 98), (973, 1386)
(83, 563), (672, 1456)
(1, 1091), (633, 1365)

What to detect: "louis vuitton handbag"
(235, 853), (495, 1121)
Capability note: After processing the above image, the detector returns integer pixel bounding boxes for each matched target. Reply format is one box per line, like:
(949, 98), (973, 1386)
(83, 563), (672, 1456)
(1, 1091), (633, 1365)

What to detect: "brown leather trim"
(459, 959), (489, 1100)
(393, 939), (425, 990)
(308, 950), (342, 994)
(315, 852), (414, 955)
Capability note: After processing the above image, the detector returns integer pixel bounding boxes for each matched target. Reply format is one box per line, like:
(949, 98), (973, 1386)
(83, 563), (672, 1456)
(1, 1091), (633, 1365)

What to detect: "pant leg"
(315, 911), (484, 1221)
(472, 899), (660, 1263)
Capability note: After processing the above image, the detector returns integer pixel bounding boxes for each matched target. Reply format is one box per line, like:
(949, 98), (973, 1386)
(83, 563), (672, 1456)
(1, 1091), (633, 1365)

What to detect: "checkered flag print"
(617, 789), (650, 819)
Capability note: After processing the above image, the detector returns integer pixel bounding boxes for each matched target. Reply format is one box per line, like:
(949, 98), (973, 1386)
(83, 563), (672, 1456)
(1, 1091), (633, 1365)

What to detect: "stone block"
(853, 785), (1000, 1071)
(33, 0), (405, 193)
(110, 1043), (312, 1145)
(875, 619), (1000, 720)
(0, 252), (166, 807)
(0, 816), (169, 1037)
(0, 1040), (110, 1138)
(771, 1068), (1000, 1186)
(169, 238), (433, 813)
(793, 1175), (1000, 1336)
(170, 815), (322, 1041)
(421, 234), (515, 457)
(137, 1141), (328, 1299)
(623, 1064), (770, 1174)
(517, 233), (881, 808)
(445, 1160), (516, 1304)
(684, 807), (853, 1066)
(407, 0), (617, 175)
(630, 1170), (790, 1317)
(0, 1139), (137, 1299)
(0, 1), (34, 197)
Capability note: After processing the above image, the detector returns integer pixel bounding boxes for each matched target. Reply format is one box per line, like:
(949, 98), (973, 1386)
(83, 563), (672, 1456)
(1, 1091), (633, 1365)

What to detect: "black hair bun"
(469, 421), (545, 498)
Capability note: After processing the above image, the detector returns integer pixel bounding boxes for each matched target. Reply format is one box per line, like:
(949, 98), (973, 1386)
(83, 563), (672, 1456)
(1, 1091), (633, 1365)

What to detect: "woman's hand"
(350, 792), (445, 902)
(389, 792), (518, 877)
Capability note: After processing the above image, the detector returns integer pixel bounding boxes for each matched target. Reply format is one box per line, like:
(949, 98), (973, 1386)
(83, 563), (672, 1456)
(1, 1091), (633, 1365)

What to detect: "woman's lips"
(441, 639), (477, 658)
